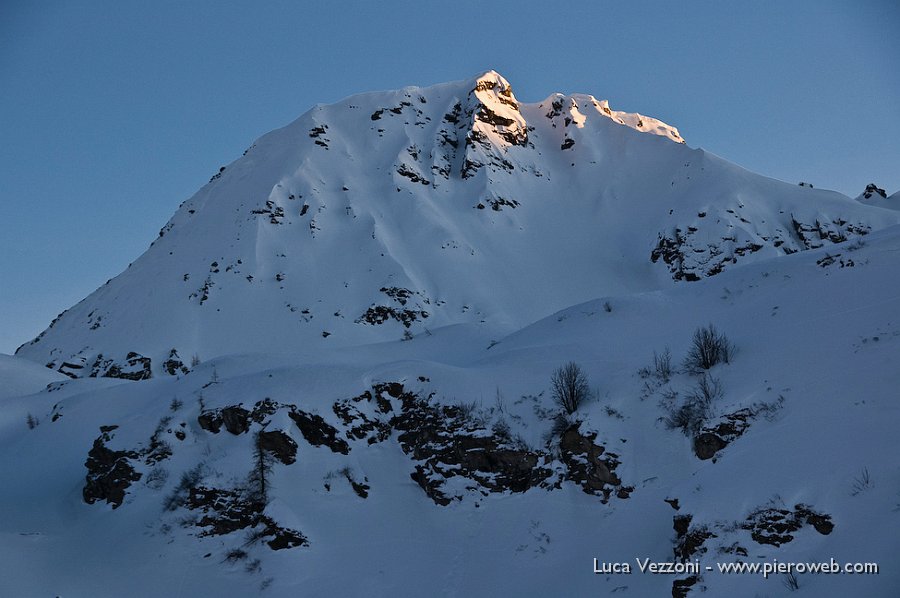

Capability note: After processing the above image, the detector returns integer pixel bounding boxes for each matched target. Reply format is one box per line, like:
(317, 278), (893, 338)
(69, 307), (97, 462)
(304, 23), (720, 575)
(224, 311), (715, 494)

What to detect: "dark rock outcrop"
(742, 504), (834, 546)
(391, 391), (552, 505)
(258, 430), (298, 465)
(559, 423), (633, 501)
(289, 410), (350, 454)
(104, 351), (152, 381)
(187, 486), (308, 550)
(83, 426), (142, 509)
(162, 348), (189, 376)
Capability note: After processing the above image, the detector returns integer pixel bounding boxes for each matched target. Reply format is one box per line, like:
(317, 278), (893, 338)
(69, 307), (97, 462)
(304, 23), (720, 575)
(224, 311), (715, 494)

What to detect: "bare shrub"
(850, 467), (872, 496)
(451, 400), (478, 420)
(145, 466), (169, 490)
(783, 571), (800, 591)
(684, 324), (733, 372)
(224, 548), (248, 563)
(653, 348), (673, 382)
(492, 415), (511, 439)
(551, 362), (590, 414)
(164, 463), (205, 511)
(665, 375), (723, 436)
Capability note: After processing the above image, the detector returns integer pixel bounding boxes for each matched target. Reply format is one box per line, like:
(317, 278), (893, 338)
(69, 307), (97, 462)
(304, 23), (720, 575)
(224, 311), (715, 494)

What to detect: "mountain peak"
(15, 73), (900, 375)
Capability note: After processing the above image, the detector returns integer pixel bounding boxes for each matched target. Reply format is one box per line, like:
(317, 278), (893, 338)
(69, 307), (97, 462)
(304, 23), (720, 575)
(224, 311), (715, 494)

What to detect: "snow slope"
(0, 354), (66, 400)
(4, 72), (899, 597)
(3, 223), (899, 597)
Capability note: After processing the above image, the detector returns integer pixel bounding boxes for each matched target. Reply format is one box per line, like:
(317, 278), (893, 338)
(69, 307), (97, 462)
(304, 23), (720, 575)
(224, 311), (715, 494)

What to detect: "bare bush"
(653, 348), (673, 381)
(850, 467), (872, 496)
(145, 466), (169, 490)
(491, 417), (511, 442)
(665, 375), (723, 436)
(684, 324), (733, 372)
(164, 463), (205, 511)
(224, 548), (248, 563)
(639, 348), (674, 402)
(551, 362), (590, 414)
(783, 571), (800, 591)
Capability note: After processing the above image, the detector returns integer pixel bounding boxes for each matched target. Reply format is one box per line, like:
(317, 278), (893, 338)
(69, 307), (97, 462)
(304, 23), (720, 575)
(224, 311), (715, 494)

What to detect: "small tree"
(684, 324), (733, 372)
(551, 362), (590, 414)
(247, 432), (273, 506)
(26, 413), (39, 429)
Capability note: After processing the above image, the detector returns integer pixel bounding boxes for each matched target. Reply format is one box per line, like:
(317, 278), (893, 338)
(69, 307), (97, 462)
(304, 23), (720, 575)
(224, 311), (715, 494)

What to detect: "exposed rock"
(652, 213), (871, 282)
(266, 525), (308, 550)
(257, 430), (298, 465)
(673, 514), (716, 562)
(391, 391), (552, 505)
(221, 406), (251, 435)
(672, 576), (700, 598)
(57, 355), (89, 379)
(289, 410), (350, 454)
(251, 200), (285, 224)
(332, 398), (391, 444)
(862, 183), (887, 200)
(341, 470), (370, 498)
(162, 348), (189, 376)
(104, 351), (152, 381)
(559, 423), (633, 502)
(356, 305), (429, 328)
(189, 487), (258, 536)
(692, 399), (782, 460)
(742, 504), (833, 546)
(198, 411), (222, 434)
(187, 486), (308, 550)
(145, 418), (174, 465)
(370, 382), (399, 413)
(249, 398), (281, 423)
(476, 196), (519, 211)
(83, 428), (142, 509)
(790, 216), (870, 249)
(199, 398), (283, 436)
(693, 432), (728, 460)
(379, 286), (413, 306)
(816, 252), (855, 269)
(396, 163), (430, 186)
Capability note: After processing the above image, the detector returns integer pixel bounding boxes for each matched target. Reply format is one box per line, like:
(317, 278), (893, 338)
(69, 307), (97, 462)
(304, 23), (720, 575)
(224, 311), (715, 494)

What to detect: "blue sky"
(1, 0), (898, 355)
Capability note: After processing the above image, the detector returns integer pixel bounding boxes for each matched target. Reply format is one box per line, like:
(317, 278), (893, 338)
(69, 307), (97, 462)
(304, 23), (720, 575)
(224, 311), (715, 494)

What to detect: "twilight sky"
(1, 0), (898, 355)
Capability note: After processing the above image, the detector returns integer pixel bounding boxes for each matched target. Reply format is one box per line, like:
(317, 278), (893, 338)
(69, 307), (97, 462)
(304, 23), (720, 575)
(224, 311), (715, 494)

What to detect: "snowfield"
(2, 72), (899, 597)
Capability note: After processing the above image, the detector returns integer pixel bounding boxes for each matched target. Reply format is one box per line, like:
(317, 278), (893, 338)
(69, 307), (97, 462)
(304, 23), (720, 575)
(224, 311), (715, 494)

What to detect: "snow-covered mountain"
(4, 72), (900, 597)
(15, 71), (899, 379)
